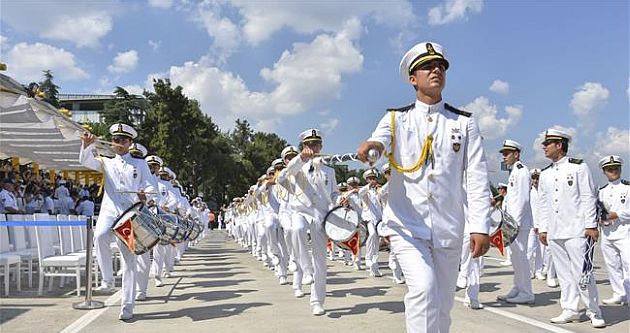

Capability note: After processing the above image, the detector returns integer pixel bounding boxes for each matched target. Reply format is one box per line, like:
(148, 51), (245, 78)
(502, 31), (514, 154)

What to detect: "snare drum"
(112, 202), (164, 255)
(323, 206), (367, 251)
(375, 220), (390, 251)
(159, 213), (188, 244)
(489, 207), (519, 247)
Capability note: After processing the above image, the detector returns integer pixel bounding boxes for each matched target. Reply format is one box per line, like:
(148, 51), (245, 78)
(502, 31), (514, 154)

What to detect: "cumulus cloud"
(570, 82), (609, 117)
(3, 2), (117, 48)
(592, 127), (629, 160)
(489, 79), (509, 94)
(462, 96), (522, 140)
(121, 85), (146, 95)
(148, 0), (173, 9)
(107, 50), (139, 74)
(192, 1), (242, 63)
(428, 0), (484, 25)
(6, 42), (89, 82)
(159, 20), (364, 131)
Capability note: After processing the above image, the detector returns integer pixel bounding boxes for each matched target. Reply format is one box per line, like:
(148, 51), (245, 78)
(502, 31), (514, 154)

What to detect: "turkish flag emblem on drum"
(341, 233), (361, 256)
(490, 231), (504, 256)
(114, 219), (136, 252)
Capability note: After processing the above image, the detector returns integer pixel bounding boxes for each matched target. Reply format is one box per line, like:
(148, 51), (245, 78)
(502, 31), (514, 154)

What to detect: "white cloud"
(592, 127), (629, 160)
(159, 20), (364, 131)
(5, 42), (89, 82)
(428, 0), (484, 25)
(0, 35), (8, 48)
(121, 85), (145, 96)
(3, 3), (117, 48)
(230, 0), (414, 45)
(320, 118), (340, 134)
(193, 1), (241, 63)
(570, 82), (609, 117)
(462, 96), (522, 140)
(148, 0), (173, 9)
(148, 40), (162, 51)
(107, 50), (139, 74)
(489, 79), (509, 94)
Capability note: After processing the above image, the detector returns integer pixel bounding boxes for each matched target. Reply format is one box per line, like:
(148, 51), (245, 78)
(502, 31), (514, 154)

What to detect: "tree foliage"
(102, 86), (148, 127)
(38, 70), (60, 108)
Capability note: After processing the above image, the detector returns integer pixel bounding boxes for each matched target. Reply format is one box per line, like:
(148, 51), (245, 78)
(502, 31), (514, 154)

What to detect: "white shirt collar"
(553, 156), (568, 166)
(414, 99), (444, 114)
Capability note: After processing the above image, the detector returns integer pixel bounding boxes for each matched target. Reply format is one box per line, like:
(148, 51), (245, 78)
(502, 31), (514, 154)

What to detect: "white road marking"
(59, 290), (122, 333)
(454, 296), (577, 333)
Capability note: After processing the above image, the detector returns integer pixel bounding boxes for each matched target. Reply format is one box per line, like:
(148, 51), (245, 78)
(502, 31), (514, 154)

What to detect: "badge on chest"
(133, 167), (138, 179)
(451, 128), (462, 152)
(621, 192), (626, 204)
(566, 174), (574, 186)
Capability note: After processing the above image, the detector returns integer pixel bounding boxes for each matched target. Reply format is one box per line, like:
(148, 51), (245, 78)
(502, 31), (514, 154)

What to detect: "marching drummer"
(597, 155), (630, 306)
(277, 128), (340, 316)
(378, 163), (405, 284)
(357, 41), (491, 333)
(343, 176), (363, 269)
(496, 140), (535, 304)
(80, 123), (157, 321)
(537, 128), (605, 328)
(359, 168), (383, 277)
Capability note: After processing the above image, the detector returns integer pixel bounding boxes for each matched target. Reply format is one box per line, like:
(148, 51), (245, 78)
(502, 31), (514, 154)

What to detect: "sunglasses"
(112, 136), (130, 143)
(416, 60), (447, 72)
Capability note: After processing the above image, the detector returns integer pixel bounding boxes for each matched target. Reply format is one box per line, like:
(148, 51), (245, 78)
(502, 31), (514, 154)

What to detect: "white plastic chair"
(6, 214), (37, 288)
(0, 214), (21, 296)
(33, 213), (84, 296)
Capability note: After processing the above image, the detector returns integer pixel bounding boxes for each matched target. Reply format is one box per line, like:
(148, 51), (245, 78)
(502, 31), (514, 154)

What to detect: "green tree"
(102, 86), (148, 127)
(38, 70), (60, 107)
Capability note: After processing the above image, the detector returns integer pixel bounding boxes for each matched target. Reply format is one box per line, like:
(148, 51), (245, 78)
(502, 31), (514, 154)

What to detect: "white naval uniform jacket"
(368, 100), (491, 248)
(0, 189), (18, 213)
(505, 161), (533, 229)
(538, 156), (597, 240)
(79, 143), (157, 221)
(530, 187), (541, 229)
(159, 179), (179, 212)
(358, 185), (383, 222)
(278, 156), (340, 223)
(598, 179), (630, 240)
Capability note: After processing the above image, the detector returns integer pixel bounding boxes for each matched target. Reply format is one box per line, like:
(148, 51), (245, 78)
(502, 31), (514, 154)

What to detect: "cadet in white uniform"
(278, 129), (340, 316)
(378, 163), (405, 284)
(80, 123), (157, 321)
(597, 155), (630, 305)
(528, 168), (546, 280)
(497, 140), (535, 304)
(358, 41), (491, 333)
(359, 168), (383, 277)
(0, 178), (20, 214)
(537, 128), (605, 328)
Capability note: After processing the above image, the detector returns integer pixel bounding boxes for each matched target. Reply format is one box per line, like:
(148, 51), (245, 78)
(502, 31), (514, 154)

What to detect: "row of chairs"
(0, 213), (99, 297)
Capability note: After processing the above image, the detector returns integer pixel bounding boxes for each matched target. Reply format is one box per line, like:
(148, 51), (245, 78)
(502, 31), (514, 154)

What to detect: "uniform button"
(428, 193), (433, 199)
(555, 179), (558, 181)
(555, 210), (558, 213)
(555, 189), (558, 192)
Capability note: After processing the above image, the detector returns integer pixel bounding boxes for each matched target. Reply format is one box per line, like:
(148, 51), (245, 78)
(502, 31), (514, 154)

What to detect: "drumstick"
(96, 139), (126, 148)
(118, 191), (158, 195)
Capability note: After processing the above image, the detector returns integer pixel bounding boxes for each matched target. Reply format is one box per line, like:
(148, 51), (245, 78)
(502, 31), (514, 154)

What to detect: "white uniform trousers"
(94, 214), (116, 287)
(365, 221), (380, 271)
(391, 233), (461, 333)
(275, 226), (289, 278)
(308, 220), (328, 306)
(256, 219), (268, 259)
(600, 236), (630, 301)
(460, 232), (481, 302)
(152, 244), (170, 279)
(542, 245), (556, 278)
(249, 220), (257, 255)
(279, 213), (296, 269)
(289, 213), (314, 285)
(388, 250), (404, 282)
(549, 237), (602, 316)
(527, 229), (543, 276)
(508, 227), (533, 298)
(136, 251), (151, 297)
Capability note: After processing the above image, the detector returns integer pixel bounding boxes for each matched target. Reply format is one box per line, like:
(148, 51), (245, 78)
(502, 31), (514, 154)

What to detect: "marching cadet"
(359, 168), (383, 277)
(277, 128), (340, 316)
(80, 123), (157, 321)
(537, 128), (605, 328)
(344, 176), (363, 269)
(597, 155), (630, 306)
(496, 140), (534, 304)
(357, 41), (491, 333)
(378, 163), (405, 284)
(268, 158), (290, 285)
(147, 157), (177, 287)
(276, 147), (301, 277)
(495, 183), (512, 266)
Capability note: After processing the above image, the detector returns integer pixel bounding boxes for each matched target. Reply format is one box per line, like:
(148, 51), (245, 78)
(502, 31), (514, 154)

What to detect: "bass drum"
(323, 206), (368, 251)
(489, 207), (519, 247)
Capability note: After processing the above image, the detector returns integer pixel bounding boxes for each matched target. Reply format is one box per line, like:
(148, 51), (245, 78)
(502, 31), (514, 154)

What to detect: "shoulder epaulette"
(568, 158), (583, 164)
(97, 154), (112, 159)
(444, 103), (472, 117)
(386, 102), (414, 113)
(599, 184), (609, 190)
(622, 179), (630, 185)
(541, 163), (553, 172)
(516, 162), (523, 169)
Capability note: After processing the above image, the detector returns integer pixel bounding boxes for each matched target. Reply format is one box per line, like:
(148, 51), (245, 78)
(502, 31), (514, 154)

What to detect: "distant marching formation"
(65, 40), (629, 332)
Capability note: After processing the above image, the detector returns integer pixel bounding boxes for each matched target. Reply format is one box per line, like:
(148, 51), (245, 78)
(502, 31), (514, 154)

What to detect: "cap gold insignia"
(118, 124), (123, 133)
(311, 129), (317, 137)
(426, 43), (435, 55)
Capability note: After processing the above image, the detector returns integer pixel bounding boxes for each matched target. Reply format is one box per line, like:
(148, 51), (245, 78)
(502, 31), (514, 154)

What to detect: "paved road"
(1, 230), (628, 333)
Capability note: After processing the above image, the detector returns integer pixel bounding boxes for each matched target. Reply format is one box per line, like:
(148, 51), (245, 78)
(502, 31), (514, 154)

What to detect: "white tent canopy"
(0, 73), (113, 171)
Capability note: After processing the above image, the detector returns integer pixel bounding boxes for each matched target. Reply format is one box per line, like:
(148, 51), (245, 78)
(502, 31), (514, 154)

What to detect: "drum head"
(113, 202), (142, 229)
(488, 208), (503, 235)
(324, 206), (360, 242)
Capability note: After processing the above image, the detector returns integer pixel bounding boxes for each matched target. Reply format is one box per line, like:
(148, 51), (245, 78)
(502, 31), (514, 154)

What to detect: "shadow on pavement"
(600, 305), (630, 327)
(328, 286), (391, 298)
(0, 308), (29, 324)
(134, 302), (272, 322)
(326, 301), (404, 318)
(170, 289), (257, 302)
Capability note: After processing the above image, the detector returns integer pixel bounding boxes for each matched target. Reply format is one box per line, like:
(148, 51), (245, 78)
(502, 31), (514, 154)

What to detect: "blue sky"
(1, 0), (628, 184)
